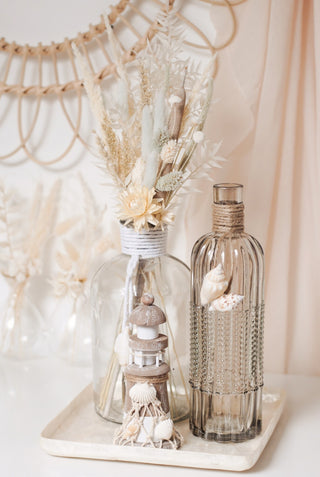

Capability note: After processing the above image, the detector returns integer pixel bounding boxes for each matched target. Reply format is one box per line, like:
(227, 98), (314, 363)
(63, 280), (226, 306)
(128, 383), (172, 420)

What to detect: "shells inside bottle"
(190, 183), (264, 442)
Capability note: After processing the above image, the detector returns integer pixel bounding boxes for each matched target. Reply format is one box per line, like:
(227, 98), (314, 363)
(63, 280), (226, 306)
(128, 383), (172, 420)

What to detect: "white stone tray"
(40, 384), (285, 472)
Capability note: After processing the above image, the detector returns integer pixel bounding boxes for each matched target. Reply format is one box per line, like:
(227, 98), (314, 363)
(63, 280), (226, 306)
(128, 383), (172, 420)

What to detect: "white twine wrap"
(120, 226), (167, 258)
(120, 226), (168, 332)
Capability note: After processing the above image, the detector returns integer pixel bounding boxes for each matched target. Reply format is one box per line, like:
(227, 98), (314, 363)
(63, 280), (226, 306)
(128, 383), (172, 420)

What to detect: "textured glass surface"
(190, 230), (264, 442)
(91, 253), (190, 424)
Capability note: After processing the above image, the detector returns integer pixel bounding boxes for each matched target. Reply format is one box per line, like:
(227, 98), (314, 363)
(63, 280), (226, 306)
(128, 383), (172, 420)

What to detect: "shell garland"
(114, 381), (183, 449)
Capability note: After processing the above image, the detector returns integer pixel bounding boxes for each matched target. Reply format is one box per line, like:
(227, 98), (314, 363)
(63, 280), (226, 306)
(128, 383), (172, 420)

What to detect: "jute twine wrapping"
(125, 374), (169, 385)
(212, 202), (244, 234)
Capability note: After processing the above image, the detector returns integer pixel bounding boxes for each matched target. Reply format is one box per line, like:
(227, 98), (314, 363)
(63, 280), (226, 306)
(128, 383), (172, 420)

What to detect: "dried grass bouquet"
(74, 7), (223, 232)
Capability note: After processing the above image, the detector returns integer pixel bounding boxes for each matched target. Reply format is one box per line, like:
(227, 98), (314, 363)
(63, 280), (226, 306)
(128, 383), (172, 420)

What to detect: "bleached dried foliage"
(74, 7), (223, 232)
(51, 176), (114, 299)
(0, 180), (60, 285)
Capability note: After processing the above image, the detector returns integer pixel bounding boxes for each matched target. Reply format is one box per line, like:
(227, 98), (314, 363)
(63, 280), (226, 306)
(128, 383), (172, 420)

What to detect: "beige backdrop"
(0, 0), (319, 376)
(181, 0), (319, 376)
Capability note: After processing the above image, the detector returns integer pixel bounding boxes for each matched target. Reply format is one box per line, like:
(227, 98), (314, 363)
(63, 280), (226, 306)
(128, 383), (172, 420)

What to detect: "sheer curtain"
(182, 0), (320, 376)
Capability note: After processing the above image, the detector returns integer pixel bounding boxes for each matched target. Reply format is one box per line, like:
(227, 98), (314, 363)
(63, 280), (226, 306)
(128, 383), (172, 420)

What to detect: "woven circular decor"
(0, 0), (240, 167)
(0, 0), (175, 97)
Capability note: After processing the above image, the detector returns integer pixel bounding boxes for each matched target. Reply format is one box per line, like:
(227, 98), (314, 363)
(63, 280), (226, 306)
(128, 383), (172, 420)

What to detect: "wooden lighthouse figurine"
(113, 293), (182, 449)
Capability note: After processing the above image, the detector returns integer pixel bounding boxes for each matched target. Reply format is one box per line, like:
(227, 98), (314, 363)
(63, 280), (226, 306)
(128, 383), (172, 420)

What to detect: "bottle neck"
(212, 202), (244, 234)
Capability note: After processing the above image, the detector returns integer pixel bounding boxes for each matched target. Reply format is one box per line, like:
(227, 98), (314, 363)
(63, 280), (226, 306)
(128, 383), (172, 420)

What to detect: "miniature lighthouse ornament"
(113, 294), (182, 449)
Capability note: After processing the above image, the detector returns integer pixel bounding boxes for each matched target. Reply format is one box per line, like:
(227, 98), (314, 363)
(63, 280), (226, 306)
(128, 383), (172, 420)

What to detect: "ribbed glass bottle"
(190, 183), (264, 442)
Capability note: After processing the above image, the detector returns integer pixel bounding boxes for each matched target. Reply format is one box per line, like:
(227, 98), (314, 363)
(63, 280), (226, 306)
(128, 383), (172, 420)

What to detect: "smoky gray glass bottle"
(189, 183), (264, 442)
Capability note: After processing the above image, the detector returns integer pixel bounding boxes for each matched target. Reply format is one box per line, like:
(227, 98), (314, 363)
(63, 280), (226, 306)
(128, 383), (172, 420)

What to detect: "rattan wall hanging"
(0, 0), (243, 167)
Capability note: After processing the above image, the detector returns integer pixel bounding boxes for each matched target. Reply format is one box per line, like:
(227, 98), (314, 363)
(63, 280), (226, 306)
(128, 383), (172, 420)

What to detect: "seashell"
(212, 293), (244, 312)
(122, 420), (140, 439)
(114, 327), (130, 366)
(129, 382), (157, 405)
(153, 418), (174, 441)
(200, 264), (228, 306)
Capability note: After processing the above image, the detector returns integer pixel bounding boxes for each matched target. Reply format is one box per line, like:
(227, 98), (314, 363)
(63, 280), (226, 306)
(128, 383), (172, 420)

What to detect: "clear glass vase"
(50, 290), (92, 366)
(0, 280), (44, 359)
(190, 184), (264, 442)
(91, 225), (190, 424)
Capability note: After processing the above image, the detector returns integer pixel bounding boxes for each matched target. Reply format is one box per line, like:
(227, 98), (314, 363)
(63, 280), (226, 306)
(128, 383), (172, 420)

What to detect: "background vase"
(50, 290), (92, 366)
(91, 226), (190, 424)
(0, 279), (44, 359)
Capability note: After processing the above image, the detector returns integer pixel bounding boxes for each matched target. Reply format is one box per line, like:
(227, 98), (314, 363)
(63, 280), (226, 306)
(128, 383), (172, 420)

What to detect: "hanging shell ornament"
(122, 421), (140, 440)
(154, 418), (174, 441)
(114, 326), (130, 366)
(200, 264), (229, 306)
(212, 293), (244, 312)
(129, 382), (157, 405)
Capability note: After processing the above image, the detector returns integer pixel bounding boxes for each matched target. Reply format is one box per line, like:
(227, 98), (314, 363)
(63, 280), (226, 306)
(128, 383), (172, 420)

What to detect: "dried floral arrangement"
(0, 180), (60, 354)
(73, 7), (223, 232)
(51, 175), (114, 301)
(0, 180), (60, 286)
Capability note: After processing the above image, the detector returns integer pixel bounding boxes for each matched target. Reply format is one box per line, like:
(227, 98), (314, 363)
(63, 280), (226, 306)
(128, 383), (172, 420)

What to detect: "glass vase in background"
(0, 278), (44, 359)
(50, 287), (92, 366)
(91, 224), (190, 424)
(190, 183), (264, 442)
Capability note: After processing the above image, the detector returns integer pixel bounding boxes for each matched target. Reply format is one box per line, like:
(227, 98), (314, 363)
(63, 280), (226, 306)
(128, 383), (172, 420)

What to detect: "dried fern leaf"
(63, 239), (80, 262)
(56, 251), (73, 271)
(27, 180), (61, 257)
(27, 184), (43, 234)
(55, 217), (80, 236)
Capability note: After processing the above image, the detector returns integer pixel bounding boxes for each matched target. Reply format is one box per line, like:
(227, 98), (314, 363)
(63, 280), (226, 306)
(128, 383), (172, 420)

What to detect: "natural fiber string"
(120, 226), (167, 259)
(120, 226), (167, 332)
(127, 374), (169, 385)
(212, 202), (244, 234)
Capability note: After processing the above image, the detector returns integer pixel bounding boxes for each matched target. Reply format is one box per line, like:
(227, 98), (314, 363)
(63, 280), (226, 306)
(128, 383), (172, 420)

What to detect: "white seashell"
(154, 418), (174, 441)
(114, 327), (130, 366)
(212, 293), (244, 312)
(200, 264), (228, 306)
(129, 382), (157, 405)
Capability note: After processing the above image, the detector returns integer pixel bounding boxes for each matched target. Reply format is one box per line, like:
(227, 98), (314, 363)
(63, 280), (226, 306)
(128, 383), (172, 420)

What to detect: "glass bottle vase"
(0, 279), (44, 358)
(50, 289), (92, 366)
(190, 183), (264, 442)
(91, 224), (190, 424)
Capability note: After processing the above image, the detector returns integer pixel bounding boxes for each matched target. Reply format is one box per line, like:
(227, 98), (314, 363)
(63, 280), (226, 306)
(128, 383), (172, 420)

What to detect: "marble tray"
(40, 384), (285, 472)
